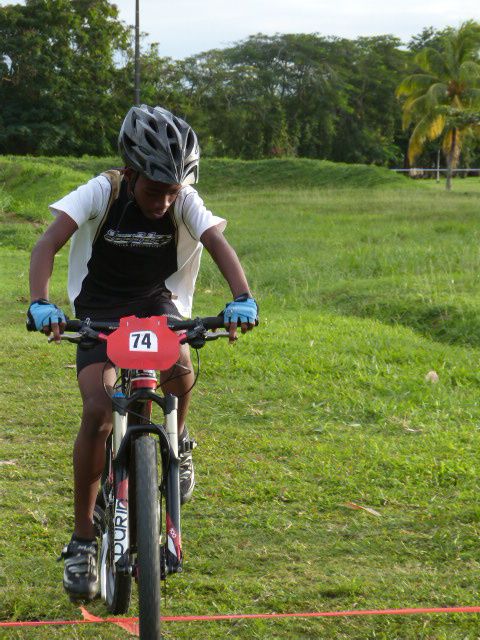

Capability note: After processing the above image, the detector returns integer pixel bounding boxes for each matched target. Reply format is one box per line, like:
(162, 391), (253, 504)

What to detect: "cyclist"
(27, 104), (258, 602)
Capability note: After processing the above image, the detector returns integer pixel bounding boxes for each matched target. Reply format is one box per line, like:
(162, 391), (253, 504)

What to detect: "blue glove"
(223, 294), (258, 326)
(27, 299), (66, 331)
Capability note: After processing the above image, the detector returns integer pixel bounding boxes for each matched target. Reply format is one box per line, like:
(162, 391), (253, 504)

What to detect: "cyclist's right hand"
(27, 299), (67, 342)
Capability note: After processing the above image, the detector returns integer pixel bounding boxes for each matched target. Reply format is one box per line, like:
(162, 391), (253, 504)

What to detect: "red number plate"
(105, 316), (182, 370)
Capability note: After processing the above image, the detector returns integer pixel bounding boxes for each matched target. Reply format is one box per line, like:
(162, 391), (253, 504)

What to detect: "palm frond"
(456, 21), (480, 64)
(399, 22), (480, 165)
(401, 94), (430, 129)
(442, 40), (458, 79)
(427, 114), (446, 140)
(408, 115), (439, 163)
(415, 47), (449, 78)
(396, 73), (438, 98)
(425, 83), (448, 108)
(459, 60), (480, 84)
(463, 88), (480, 104)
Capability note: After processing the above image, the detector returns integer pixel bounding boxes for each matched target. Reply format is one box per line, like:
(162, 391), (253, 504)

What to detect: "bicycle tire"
(135, 434), (162, 640)
(98, 463), (132, 614)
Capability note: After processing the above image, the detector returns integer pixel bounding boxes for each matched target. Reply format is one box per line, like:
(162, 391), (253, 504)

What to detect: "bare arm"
(29, 212), (78, 341)
(30, 211), (78, 301)
(200, 225), (251, 299)
(201, 225), (255, 340)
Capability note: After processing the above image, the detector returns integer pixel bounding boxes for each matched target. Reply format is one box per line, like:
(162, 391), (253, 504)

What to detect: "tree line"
(0, 0), (479, 169)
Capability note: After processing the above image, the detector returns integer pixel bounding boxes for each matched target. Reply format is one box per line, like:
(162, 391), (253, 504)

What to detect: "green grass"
(0, 155), (407, 218)
(1, 157), (480, 639)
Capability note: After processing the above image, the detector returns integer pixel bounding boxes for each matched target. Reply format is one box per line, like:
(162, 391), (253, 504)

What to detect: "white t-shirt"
(49, 175), (226, 317)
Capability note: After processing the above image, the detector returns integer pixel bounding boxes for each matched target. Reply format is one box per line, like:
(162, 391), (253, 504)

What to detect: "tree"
(408, 26), (450, 53)
(397, 21), (480, 189)
(0, 0), (129, 155)
(331, 35), (408, 166)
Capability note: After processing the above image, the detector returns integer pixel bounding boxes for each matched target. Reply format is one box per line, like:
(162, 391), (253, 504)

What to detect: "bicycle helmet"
(118, 104), (199, 185)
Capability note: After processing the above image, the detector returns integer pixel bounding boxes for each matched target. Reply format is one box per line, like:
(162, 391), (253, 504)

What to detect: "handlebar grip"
(65, 320), (83, 332)
(168, 316), (225, 331)
(198, 316), (226, 330)
(64, 319), (120, 332)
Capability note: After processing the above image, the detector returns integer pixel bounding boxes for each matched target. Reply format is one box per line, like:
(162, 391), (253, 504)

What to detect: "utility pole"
(134, 0), (140, 105)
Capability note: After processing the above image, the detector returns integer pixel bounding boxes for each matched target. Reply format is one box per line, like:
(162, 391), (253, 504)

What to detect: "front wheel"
(97, 500), (132, 614)
(135, 434), (162, 640)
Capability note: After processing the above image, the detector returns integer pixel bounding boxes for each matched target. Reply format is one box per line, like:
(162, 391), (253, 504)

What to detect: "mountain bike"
(55, 314), (228, 640)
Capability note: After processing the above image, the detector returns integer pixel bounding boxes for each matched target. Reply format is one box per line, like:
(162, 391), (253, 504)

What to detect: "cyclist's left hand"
(222, 295), (258, 342)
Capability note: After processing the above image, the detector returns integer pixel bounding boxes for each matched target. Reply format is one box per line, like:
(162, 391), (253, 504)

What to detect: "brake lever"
(204, 331), (230, 341)
(48, 333), (83, 344)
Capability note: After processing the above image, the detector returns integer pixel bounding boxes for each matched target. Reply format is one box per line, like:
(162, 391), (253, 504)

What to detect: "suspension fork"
(111, 389), (130, 571)
(110, 370), (156, 572)
(110, 378), (183, 574)
(164, 394), (183, 573)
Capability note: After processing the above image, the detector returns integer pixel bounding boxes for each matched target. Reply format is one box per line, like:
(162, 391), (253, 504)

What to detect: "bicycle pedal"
(178, 438), (197, 454)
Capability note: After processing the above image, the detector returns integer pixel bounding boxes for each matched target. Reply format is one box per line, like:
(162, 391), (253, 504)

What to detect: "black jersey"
(49, 171), (226, 319)
(74, 178), (177, 319)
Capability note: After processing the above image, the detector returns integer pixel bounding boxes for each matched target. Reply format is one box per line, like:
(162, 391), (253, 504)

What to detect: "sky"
(0, 0), (478, 59)
(112, 0), (479, 58)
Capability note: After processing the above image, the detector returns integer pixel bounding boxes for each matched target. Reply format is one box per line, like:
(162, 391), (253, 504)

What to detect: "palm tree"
(396, 21), (480, 190)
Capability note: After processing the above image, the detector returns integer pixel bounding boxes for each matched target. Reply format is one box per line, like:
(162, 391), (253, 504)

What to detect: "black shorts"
(76, 298), (183, 376)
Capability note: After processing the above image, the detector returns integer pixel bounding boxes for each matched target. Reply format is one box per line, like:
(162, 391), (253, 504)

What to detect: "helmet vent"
(144, 130), (159, 149)
(148, 118), (159, 133)
(186, 131), (196, 153)
(166, 123), (178, 144)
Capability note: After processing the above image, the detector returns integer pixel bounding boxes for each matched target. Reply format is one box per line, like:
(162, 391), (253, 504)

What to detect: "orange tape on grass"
(81, 606), (139, 635)
(0, 605), (480, 629)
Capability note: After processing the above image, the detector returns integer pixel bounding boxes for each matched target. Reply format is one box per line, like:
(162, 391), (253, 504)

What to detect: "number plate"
(106, 316), (182, 370)
(129, 330), (158, 352)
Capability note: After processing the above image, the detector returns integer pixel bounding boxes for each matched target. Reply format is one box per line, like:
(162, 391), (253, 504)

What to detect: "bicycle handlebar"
(64, 316), (225, 333)
(51, 316), (231, 349)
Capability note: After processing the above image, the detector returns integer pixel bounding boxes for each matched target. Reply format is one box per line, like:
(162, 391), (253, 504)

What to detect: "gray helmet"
(118, 104), (199, 185)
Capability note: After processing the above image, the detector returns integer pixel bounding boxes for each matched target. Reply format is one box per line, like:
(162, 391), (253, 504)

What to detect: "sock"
(72, 533), (96, 544)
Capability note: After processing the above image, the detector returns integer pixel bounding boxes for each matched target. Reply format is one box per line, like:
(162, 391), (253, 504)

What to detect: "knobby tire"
(135, 434), (162, 640)
(105, 526), (132, 613)
(96, 495), (132, 614)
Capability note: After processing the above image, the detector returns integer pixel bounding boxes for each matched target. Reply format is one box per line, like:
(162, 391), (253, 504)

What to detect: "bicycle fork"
(112, 392), (130, 575)
(108, 382), (183, 580)
(164, 394), (183, 574)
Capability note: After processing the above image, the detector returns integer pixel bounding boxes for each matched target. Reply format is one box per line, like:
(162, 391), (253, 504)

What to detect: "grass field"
(1, 157), (480, 639)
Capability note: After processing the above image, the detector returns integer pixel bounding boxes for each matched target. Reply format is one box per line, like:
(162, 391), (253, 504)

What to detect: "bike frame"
(100, 369), (183, 600)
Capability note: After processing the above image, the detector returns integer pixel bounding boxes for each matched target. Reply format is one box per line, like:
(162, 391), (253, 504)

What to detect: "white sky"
(1, 0), (479, 59)
(113, 0), (480, 57)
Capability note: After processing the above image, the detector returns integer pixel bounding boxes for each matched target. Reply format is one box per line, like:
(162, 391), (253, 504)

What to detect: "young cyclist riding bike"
(27, 104), (258, 602)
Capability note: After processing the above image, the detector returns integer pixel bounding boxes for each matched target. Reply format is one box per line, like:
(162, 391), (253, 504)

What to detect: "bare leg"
(74, 362), (116, 539)
(159, 343), (193, 437)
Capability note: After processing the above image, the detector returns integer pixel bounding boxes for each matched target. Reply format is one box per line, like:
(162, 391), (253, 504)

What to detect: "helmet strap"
(128, 171), (139, 197)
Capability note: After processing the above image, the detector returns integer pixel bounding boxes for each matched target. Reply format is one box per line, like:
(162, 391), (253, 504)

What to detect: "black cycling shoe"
(58, 536), (99, 602)
(179, 428), (197, 505)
